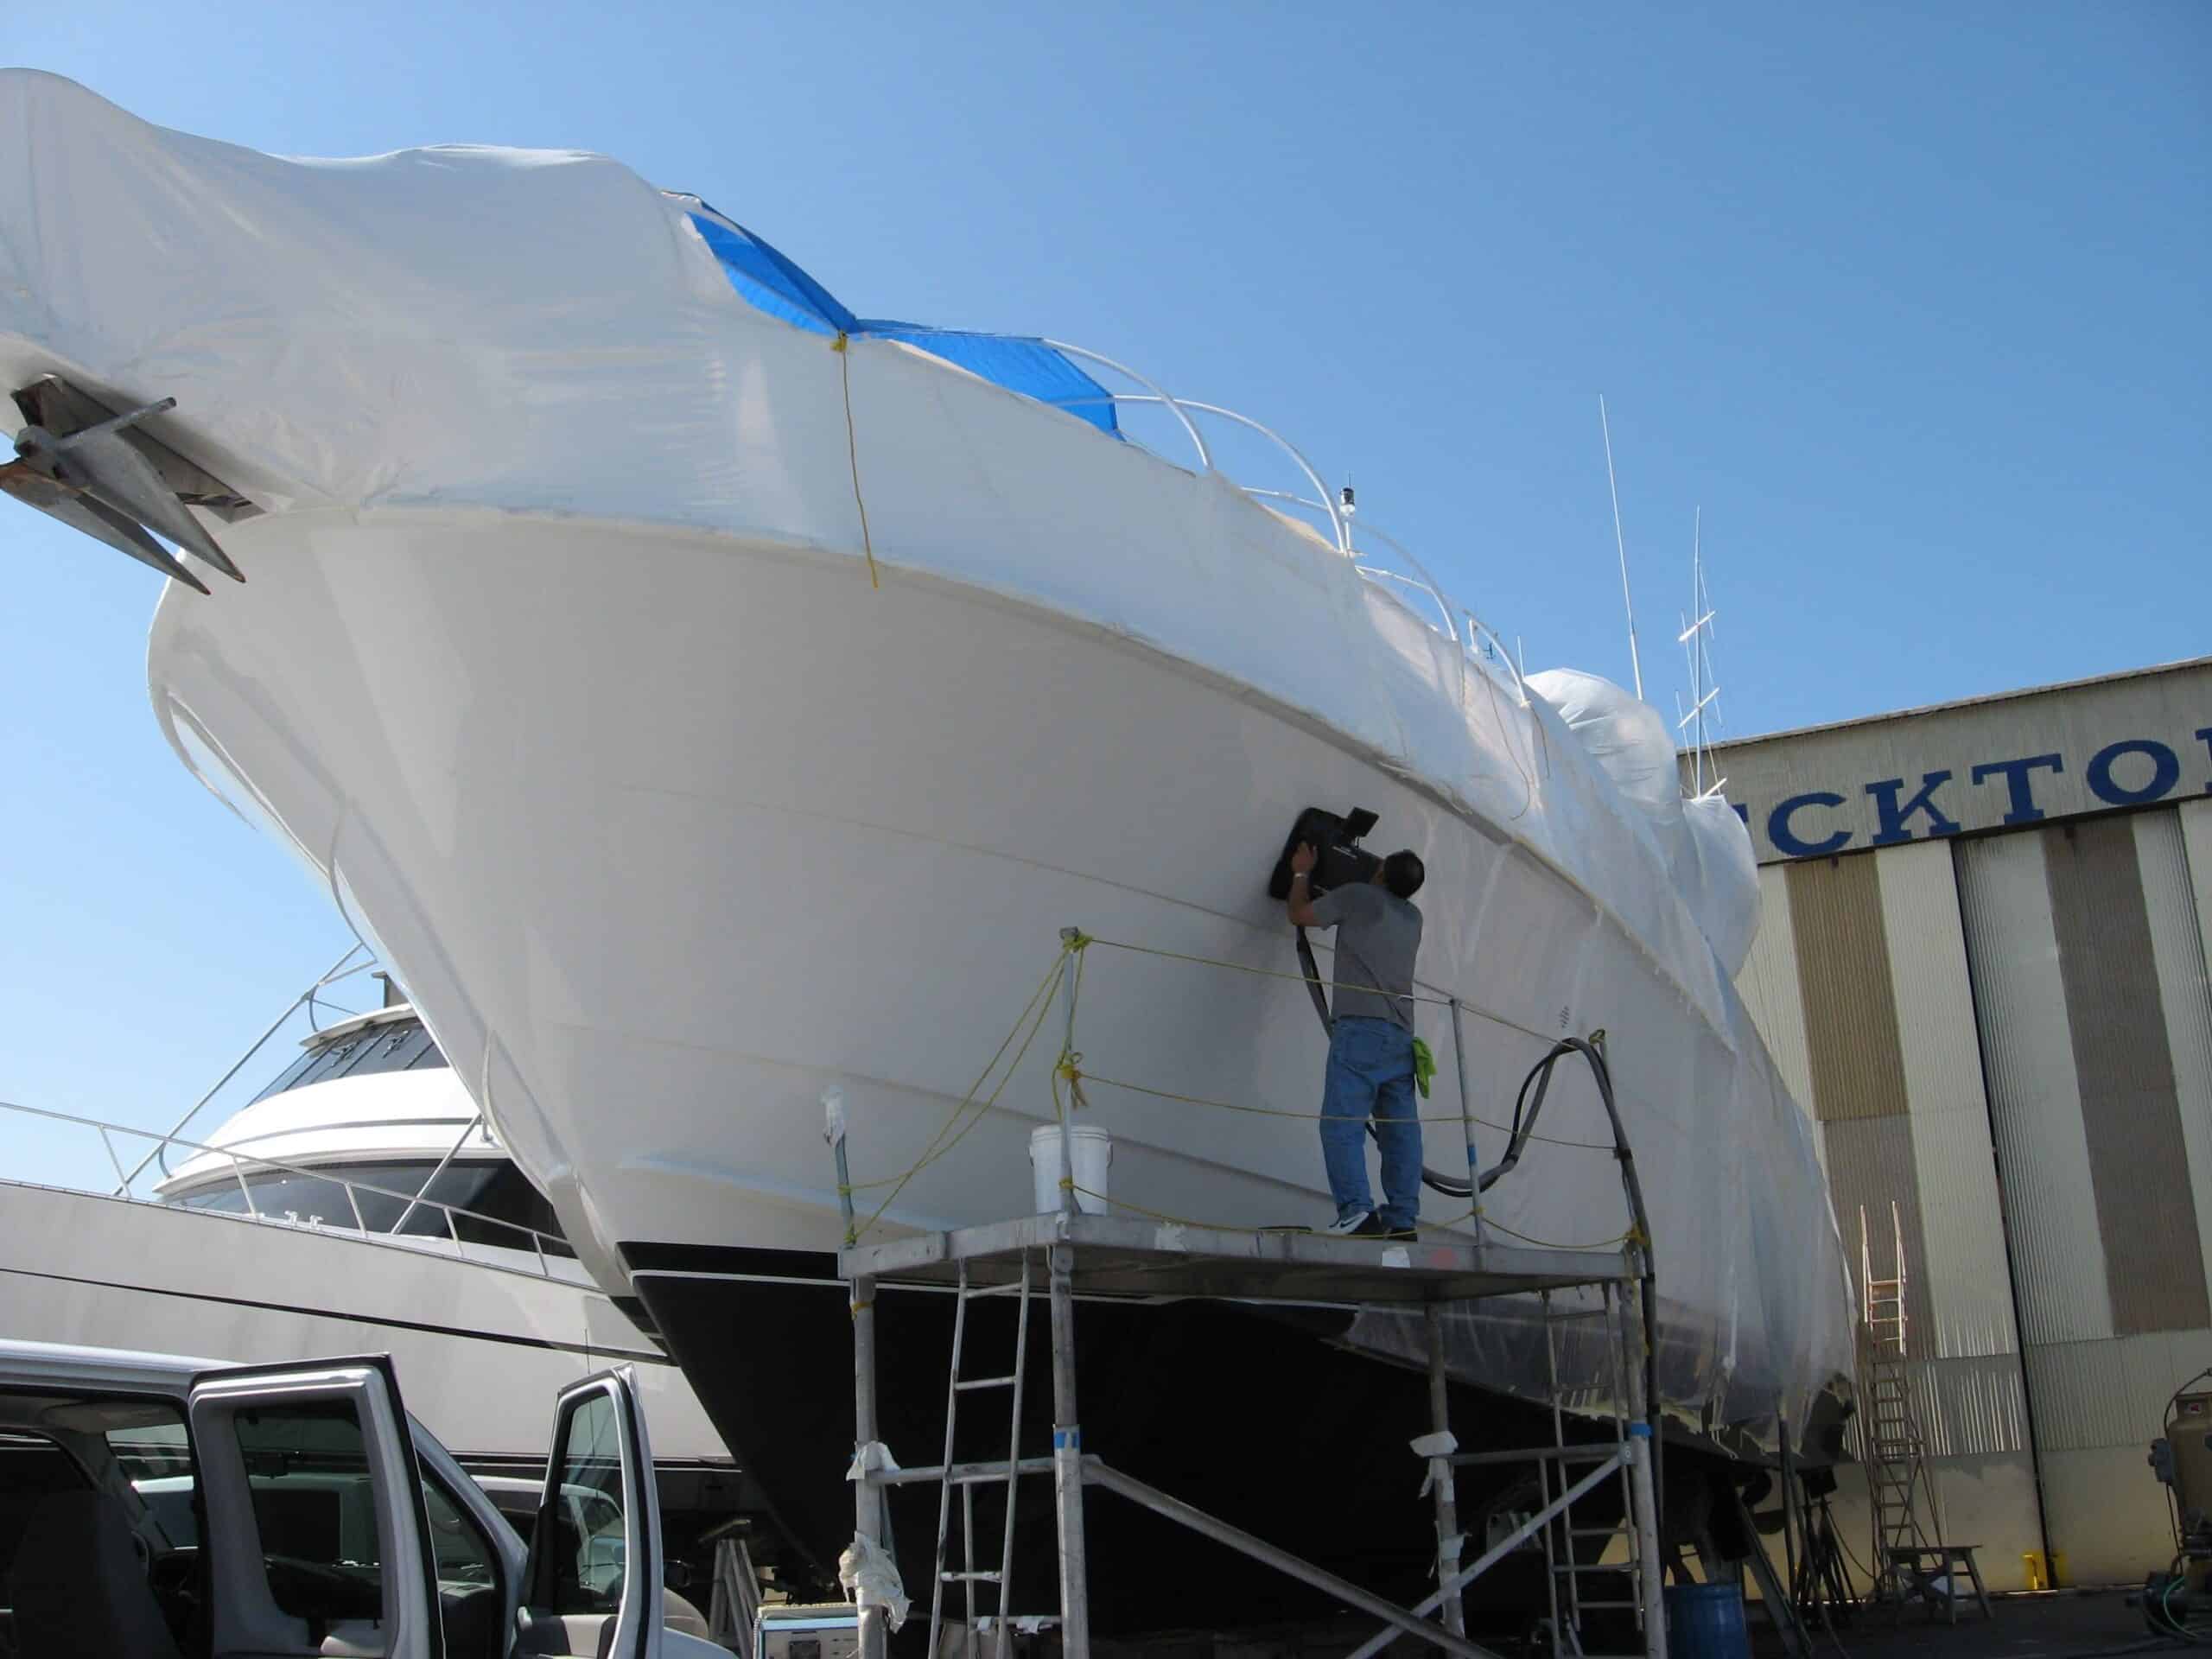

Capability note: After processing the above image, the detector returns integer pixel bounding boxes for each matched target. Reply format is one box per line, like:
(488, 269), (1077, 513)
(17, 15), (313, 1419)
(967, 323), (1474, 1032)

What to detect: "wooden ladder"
(1859, 1202), (1939, 1606)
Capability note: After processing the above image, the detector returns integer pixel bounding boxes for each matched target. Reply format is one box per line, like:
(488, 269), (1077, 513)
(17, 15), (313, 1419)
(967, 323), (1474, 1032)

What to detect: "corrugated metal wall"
(1719, 669), (2212, 1594)
(1952, 804), (2212, 1584)
(1762, 842), (2039, 1586)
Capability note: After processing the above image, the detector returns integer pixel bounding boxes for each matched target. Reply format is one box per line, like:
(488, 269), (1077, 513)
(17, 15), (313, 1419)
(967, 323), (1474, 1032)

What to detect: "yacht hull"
(0, 68), (1851, 1618)
(145, 511), (1847, 1514)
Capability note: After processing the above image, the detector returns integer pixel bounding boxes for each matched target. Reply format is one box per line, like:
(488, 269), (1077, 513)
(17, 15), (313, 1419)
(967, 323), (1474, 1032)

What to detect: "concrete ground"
(1751, 1590), (2172, 1659)
(1082, 1588), (2174, 1656)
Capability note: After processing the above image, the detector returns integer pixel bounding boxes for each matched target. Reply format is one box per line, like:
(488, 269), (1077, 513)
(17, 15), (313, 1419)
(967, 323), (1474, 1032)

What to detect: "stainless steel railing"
(0, 1094), (581, 1285)
(1049, 365), (1531, 713)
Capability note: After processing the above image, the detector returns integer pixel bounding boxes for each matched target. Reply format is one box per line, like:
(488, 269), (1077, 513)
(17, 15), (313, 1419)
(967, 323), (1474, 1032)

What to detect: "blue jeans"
(1320, 1015), (1421, 1230)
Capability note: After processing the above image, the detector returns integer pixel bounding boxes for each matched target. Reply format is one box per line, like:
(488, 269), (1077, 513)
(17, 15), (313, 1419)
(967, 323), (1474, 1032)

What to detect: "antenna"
(1675, 508), (1724, 797)
(1599, 396), (1643, 700)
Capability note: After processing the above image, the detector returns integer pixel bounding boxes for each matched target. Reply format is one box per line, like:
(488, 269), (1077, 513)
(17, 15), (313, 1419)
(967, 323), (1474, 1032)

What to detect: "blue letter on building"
(1867, 772), (1960, 846)
(1770, 791), (1851, 858)
(2086, 739), (2179, 806)
(1970, 754), (2064, 825)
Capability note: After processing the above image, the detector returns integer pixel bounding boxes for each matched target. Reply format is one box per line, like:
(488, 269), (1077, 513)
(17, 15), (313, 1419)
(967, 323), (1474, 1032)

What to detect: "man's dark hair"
(1382, 849), (1425, 899)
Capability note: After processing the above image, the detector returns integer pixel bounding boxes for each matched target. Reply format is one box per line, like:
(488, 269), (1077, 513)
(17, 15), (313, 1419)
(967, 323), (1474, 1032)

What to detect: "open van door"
(517, 1367), (664, 1659)
(188, 1355), (444, 1659)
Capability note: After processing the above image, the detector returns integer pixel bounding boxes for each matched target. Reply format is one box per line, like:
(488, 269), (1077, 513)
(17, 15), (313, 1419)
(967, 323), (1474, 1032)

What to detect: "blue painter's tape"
(1628, 1421), (1652, 1439)
(1053, 1427), (1081, 1451)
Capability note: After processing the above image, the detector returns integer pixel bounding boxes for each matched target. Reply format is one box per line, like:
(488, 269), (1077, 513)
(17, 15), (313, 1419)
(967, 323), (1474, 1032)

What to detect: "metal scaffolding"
(840, 1210), (1667, 1659)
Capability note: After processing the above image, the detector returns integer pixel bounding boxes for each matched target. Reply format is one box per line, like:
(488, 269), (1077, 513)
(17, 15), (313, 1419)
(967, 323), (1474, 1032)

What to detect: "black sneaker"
(1323, 1211), (1386, 1237)
(1379, 1226), (1420, 1241)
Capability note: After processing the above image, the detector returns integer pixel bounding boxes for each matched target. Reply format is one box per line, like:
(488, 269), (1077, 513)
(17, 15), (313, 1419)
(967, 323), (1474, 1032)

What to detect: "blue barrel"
(1665, 1581), (1750, 1659)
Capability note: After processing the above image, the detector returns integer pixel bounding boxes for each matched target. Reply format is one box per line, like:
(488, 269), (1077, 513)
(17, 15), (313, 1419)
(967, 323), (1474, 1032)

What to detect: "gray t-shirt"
(1310, 881), (1423, 1030)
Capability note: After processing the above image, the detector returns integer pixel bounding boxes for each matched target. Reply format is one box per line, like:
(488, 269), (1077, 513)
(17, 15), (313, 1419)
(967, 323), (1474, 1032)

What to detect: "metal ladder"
(1859, 1203), (1938, 1605)
(1532, 1283), (1648, 1657)
(706, 1535), (762, 1657)
(928, 1252), (1036, 1659)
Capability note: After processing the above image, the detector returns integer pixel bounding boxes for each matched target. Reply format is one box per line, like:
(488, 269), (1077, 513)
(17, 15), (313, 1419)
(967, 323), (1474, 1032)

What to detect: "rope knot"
(1055, 1050), (1089, 1112)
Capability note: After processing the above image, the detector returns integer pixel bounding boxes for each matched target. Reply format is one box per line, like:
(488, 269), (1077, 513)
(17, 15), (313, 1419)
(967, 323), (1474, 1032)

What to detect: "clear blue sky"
(3, 2), (2205, 1184)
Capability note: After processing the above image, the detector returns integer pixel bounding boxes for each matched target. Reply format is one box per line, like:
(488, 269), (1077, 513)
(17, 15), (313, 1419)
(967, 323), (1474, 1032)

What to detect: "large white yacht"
(0, 968), (774, 1577)
(0, 70), (1854, 1626)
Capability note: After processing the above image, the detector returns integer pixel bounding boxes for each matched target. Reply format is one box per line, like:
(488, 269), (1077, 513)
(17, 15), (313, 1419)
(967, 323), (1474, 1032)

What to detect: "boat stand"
(840, 1210), (1667, 1659)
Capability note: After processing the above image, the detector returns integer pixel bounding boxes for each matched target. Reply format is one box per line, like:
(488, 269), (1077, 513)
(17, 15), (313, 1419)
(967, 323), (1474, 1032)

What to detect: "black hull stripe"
(620, 1241), (836, 1280)
(0, 1263), (673, 1367)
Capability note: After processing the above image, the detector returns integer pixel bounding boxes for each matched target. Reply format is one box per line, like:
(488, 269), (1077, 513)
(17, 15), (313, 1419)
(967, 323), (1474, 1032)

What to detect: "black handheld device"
(1266, 804), (1381, 900)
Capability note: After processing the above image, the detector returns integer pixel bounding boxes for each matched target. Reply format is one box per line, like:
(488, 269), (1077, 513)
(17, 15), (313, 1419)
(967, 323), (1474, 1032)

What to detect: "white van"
(0, 1337), (724, 1659)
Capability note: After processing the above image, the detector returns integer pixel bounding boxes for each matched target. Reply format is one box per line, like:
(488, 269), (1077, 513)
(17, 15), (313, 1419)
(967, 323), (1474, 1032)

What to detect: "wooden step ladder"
(1858, 1202), (1941, 1608)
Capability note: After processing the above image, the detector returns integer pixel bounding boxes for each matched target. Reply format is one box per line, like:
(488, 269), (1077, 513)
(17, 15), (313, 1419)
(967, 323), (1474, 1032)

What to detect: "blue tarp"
(684, 206), (1119, 437)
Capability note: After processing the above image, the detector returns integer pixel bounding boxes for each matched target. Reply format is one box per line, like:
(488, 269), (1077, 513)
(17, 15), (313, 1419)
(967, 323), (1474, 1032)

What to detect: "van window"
(232, 1401), (383, 1624)
(424, 1476), (498, 1586)
(112, 1417), (195, 1546)
(424, 1473), (505, 1659)
(0, 1433), (87, 1583)
(550, 1393), (627, 1614)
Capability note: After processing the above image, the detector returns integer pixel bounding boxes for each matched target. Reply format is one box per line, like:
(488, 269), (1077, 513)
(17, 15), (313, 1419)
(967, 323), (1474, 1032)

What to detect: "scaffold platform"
(842, 1208), (1628, 1305)
(836, 1210), (1668, 1659)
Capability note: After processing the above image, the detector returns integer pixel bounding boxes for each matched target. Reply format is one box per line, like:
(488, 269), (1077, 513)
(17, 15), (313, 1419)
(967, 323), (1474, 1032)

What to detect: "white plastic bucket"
(1029, 1124), (1111, 1215)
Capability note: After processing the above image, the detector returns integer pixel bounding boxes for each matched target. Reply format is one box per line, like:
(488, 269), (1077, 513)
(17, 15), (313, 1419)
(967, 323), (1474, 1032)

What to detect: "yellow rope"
(1083, 932), (1459, 1008)
(1080, 931), (1560, 1048)
(843, 943), (1073, 1237)
(842, 925), (1623, 1251)
(1479, 1217), (1633, 1251)
(1073, 1065), (1612, 1148)
(831, 333), (881, 591)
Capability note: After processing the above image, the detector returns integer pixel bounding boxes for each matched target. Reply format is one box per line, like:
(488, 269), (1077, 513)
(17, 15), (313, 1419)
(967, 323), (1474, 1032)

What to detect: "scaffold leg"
(851, 1270), (889, 1659)
(1049, 1243), (1091, 1659)
(1624, 1276), (1668, 1659)
(1426, 1304), (1467, 1638)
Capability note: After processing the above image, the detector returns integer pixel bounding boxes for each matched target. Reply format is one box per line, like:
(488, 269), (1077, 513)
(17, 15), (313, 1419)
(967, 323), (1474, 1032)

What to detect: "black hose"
(1484, 1035), (1664, 1487)
(1290, 921), (1666, 1489)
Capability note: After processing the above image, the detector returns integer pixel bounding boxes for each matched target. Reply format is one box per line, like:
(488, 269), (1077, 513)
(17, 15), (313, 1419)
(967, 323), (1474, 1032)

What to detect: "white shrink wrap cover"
(1680, 793), (1762, 979)
(1526, 668), (1763, 979)
(0, 72), (1849, 1464)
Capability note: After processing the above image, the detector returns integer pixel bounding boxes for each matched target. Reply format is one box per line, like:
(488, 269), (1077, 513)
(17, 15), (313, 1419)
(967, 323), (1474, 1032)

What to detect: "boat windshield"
(171, 1159), (575, 1258)
(251, 1015), (449, 1103)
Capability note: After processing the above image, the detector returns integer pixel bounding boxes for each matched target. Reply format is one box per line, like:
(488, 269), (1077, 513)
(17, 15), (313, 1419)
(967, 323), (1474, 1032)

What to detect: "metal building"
(1696, 656), (2212, 1589)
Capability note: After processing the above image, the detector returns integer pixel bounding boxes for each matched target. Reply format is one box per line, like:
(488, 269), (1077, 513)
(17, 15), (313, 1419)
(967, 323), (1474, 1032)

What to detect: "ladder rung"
(1569, 1525), (1625, 1537)
(1574, 1600), (1643, 1611)
(942, 1571), (1004, 1583)
(1554, 1562), (1634, 1574)
(962, 1281), (1030, 1300)
(956, 1375), (1019, 1391)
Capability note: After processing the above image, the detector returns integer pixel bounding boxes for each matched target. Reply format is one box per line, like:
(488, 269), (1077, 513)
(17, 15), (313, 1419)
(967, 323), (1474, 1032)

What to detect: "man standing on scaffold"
(1285, 840), (1427, 1238)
